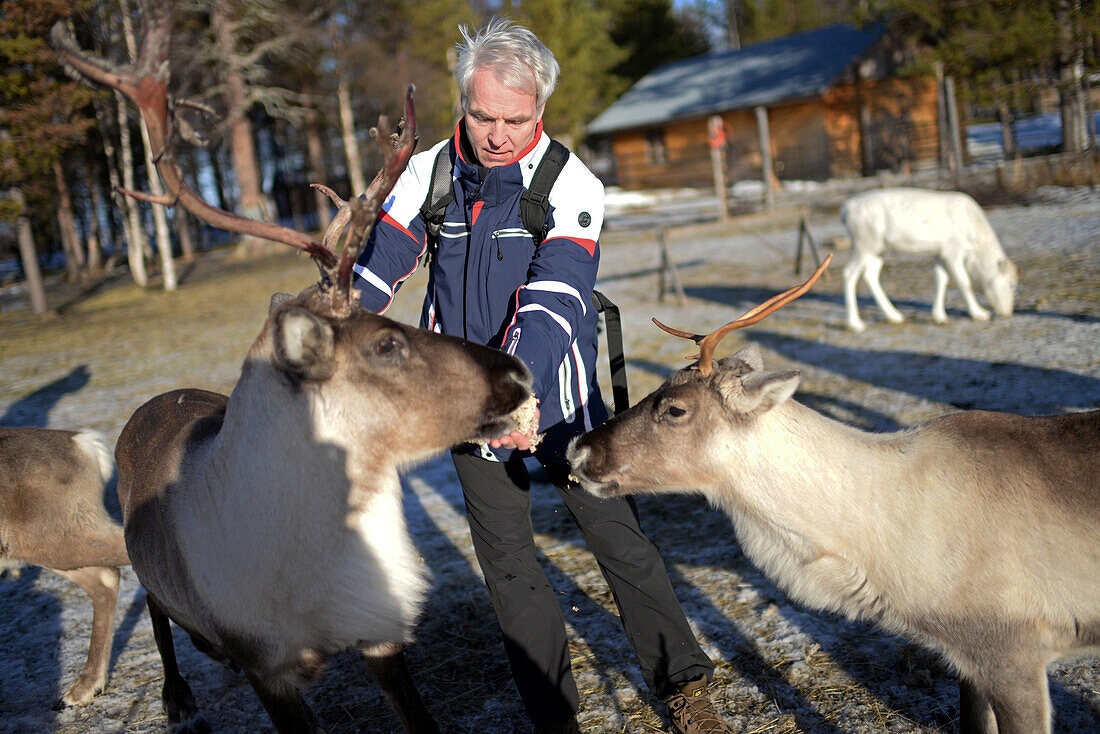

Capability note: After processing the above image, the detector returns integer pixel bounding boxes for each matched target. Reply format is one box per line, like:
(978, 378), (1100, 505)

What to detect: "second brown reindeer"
(568, 253), (1099, 734)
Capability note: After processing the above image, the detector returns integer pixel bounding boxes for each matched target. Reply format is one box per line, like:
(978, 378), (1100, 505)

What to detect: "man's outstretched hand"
(488, 399), (540, 451)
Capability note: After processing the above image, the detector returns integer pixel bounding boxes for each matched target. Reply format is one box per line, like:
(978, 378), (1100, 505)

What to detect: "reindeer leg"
(957, 676), (997, 734)
(147, 594), (210, 734)
(861, 255), (905, 324)
(943, 254), (990, 322)
(980, 659), (1053, 734)
(244, 671), (322, 734)
(843, 253), (869, 332)
(361, 641), (440, 734)
(49, 565), (120, 706)
(932, 263), (951, 323)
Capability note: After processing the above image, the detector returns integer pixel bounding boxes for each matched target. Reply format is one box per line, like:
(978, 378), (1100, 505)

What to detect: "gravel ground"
(1, 184), (1097, 733)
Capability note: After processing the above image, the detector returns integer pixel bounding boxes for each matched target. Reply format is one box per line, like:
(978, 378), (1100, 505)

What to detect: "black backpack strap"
(520, 139), (569, 245)
(591, 289), (629, 415)
(418, 144), (455, 265)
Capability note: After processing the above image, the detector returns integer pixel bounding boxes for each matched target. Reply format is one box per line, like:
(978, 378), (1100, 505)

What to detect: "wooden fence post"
(708, 115), (730, 220)
(658, 229), (686, 305)
(794, 218), (825, 276)
(754, 106), (775, 212)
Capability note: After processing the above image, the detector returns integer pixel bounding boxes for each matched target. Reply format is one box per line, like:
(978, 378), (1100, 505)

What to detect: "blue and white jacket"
(354, 121), (608, 462)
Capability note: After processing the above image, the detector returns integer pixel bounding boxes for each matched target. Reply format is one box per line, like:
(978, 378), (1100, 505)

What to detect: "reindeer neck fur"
(714, 399), (966, 630)
(169, 326), (427, 654)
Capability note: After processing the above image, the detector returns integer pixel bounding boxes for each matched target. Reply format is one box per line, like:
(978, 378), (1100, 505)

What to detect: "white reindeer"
(840, 187), (1018, 332)
(0, 427), (129, 707)
(568, 259), (1099, 734)
(55, 9), (532, 732)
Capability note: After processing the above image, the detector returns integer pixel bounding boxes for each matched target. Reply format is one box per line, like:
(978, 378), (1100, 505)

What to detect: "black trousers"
(451, 450), (713, 724)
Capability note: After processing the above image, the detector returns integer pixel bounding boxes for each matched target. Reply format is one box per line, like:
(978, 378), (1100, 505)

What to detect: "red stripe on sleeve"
(381, 210), (420, 245)
(544, 236), (597, 257)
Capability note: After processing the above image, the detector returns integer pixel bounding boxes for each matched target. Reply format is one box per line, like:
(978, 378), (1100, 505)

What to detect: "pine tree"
(875, 0), (1099, 155)
(0, 0), (96, 312)
(603, 0), (711, 84)
(405, 0), (479, 142)
(745, 0), (854, 43)
(509, 0), (627, 148)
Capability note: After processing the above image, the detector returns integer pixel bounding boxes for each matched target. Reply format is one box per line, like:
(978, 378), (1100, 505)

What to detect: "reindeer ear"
(717, 369), (801, 415)
(269, 292), (294, 313)
(274, 307), (336, 381)
(722, 344), (764, 371)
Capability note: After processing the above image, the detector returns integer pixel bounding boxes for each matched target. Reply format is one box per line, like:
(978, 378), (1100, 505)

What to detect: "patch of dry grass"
(0, 249), (323, 434)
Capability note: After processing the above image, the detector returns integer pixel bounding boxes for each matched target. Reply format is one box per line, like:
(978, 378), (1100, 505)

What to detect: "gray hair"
(455, 17), (560, 112)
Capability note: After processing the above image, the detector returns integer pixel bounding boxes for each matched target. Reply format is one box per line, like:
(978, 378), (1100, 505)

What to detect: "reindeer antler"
(653, 253), (833, 376)
(306, 92), (416, 307)
(51, 0), (415, 310)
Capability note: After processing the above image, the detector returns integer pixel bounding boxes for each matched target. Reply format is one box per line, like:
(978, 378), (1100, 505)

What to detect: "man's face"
(463, 67), (542, 167)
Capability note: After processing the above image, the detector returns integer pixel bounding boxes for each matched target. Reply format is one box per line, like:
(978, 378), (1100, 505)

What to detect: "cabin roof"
(587, 23), (885, 136)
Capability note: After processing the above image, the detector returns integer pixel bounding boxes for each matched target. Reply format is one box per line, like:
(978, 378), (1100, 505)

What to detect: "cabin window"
(646, 128), (667, 166)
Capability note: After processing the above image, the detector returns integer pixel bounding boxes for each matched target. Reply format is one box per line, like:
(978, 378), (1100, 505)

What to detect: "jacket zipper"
(491, 229), (531, 262)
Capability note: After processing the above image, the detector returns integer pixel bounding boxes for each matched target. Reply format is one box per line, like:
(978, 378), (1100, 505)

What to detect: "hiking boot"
(665, 676), (734, 734)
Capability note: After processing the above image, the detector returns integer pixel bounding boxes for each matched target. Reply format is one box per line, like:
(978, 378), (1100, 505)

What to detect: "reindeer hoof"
(57, 677), (106, 707)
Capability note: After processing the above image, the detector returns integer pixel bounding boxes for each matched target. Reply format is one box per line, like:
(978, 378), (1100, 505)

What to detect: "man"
(354, 18), (735, 734)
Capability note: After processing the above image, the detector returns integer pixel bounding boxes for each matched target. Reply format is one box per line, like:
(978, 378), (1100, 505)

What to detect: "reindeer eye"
(656, 398), (689, 422)
(376, 335), (399, 355)
(367, 330), (408, 363)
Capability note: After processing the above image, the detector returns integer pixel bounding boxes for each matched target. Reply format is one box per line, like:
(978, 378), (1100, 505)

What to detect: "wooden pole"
(754, 106), (775, 212)
(708, 116), (729, 220)
(794, 218), (825, 277)
(944, 76), (965, 184)
(934, 61), (951, 172)
(657, 229), (686, 306)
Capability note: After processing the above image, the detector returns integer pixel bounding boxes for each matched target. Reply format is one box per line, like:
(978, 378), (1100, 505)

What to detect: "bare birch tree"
(10, 187), (49, 315)
(120, 0), (178, 289)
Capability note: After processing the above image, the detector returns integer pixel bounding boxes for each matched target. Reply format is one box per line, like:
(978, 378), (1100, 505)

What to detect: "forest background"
(2, 0), (1099, 314)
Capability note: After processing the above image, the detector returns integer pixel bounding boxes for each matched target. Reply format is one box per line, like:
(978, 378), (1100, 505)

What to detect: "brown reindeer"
(568, 255), (1100, 734)
(1, 427), (129, 707)
(52, 3), (532, 732)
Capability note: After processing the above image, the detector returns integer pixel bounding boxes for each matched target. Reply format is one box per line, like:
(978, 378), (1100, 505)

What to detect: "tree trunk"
(82, 158), (104, 271)
(1057, 0), (1090, 152)
(53, 159), (86, 284)
(11, 187), (49, 315)
(212, 0), (269, 258)
(996, 99), (1018, 160)
(180, 147), (209, 251)
(91, 96), (128, 271)
(337, 71), (367, 196)
(169, 146), (196, 260)
(116, 90), (149, 286)
(725, 0), (742, 51)
(207, 146), (230, 211)
(174, 210), (196, 262)
(121, 0), (176, 290)
(302, 82), (332, 232)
